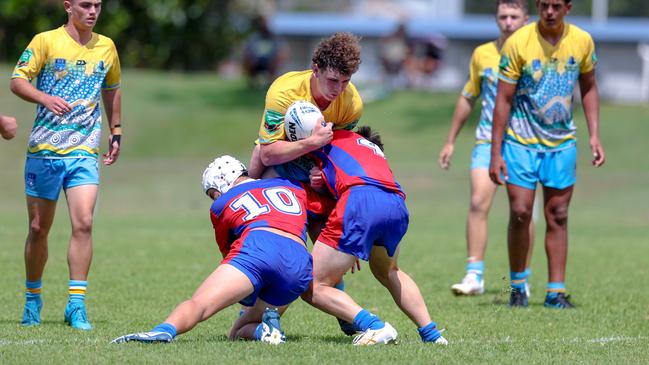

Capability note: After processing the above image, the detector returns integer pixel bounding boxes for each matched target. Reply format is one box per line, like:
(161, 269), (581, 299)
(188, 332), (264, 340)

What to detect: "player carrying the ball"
(247, 32), (366, 336)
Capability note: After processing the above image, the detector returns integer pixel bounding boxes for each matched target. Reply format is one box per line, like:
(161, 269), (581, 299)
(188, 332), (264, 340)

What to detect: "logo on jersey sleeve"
(499, 55), (510, 72)
(264, 109), (284, 133)
(17, 49), (33, 68)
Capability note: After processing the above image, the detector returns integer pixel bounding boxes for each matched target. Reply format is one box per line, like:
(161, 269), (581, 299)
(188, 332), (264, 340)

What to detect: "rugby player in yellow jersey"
(490, 0), (605, 308)
(248, 32), (363, 182)
(247, 32), (363, 336)
(438, 0), (532, 296)
(10, 0), (122, 329)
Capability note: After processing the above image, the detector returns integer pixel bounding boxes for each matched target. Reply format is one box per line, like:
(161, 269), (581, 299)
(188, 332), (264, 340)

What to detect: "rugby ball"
(284, 100), (323, 141)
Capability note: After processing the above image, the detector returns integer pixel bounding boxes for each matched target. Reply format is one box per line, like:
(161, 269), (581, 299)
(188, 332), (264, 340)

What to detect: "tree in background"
(0, 0), (253, 71)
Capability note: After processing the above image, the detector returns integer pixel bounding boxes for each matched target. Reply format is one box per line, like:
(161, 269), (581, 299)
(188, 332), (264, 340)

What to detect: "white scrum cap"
(201, 155), (247, 195)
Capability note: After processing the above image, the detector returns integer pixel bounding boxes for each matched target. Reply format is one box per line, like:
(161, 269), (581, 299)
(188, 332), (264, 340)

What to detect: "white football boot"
(451, 272), (484, 296)
(352, 322), (398, 346)
(431, 335), (449, 346)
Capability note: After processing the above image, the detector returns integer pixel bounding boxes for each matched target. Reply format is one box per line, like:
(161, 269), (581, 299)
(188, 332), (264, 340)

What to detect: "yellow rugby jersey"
(258, 70), (363, 144)
(499, 22), (597, 151)
(461, 41), (500, 144)
(12, 26), (121, 158)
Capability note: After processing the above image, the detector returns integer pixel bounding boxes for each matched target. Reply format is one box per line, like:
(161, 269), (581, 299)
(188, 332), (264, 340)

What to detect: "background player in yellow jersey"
(439, 0), (531, 296)
(0, 114), (18, 140)
(248, 32), (363, 182)
(10, 0), (122, 329)
(490, 0), (605, 308)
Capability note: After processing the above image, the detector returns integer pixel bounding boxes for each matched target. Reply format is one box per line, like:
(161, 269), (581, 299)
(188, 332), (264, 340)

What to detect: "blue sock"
(353, 309), (384, 331)
(26, 280), (42, 302)
(254, 323), (264, 340)
(510, 271), (528, 292)
(546, 282), (565, 299)
(152, 323), (177, 338)
(467, 261), (484, 281)
(524, 267), (532, 279)
(334, 280), (345, 291)
(418, 322), (442, 342)
(68, 280), (87, 304)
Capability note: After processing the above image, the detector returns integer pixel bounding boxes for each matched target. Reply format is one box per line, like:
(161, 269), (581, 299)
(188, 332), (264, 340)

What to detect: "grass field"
(1, 65), (648, 364)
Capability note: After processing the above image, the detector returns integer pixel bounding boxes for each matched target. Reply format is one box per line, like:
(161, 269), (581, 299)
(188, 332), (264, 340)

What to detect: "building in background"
(266, 0), (649, 102)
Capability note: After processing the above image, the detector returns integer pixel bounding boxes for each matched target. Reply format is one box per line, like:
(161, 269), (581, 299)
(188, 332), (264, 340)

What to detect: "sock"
(467, 260), (484, 281)
(68, 280), (87, 304)
(152, 323), (177, 338)
(26, 280), (42, 303)
(546, 282), (566, 299)
(418, 321), (442, 342)
(352, 309), (385, 331)
(524, 267), (532, 279)
(254, 323), (264, 340)
(334, 280), (345, 291)
(510, 271), (528, 292)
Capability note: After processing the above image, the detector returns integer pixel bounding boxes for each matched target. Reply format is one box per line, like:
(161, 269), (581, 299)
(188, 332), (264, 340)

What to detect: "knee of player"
(28, 221), (51, 239)
(545, 205), (569, 225)
(72, 216), (94, 235)
(509, 205), (533, 224)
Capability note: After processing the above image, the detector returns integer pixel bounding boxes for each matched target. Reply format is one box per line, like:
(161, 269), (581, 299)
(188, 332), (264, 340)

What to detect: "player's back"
(210, 178), (310, 255)
(312, 130), (404, 199)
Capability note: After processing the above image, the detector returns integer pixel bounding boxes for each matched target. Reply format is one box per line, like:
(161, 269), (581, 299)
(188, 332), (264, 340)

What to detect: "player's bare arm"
(489, 81), (516, 185)
(101, 88), (122, 165)
(578, 70), (606, 167)
(259, 122), (333, 166)
(439, 95), (475, 169)
(10, 78), (71, 116)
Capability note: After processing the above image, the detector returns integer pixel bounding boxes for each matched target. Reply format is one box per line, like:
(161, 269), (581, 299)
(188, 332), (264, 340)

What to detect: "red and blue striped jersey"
(209, 177), (333, 257)
(310, 130), (405, 199)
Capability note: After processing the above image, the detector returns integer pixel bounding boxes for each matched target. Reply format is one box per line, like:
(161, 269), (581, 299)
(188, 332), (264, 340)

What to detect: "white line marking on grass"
(453, 335), (647, 345)
(0, 338), (102, 346)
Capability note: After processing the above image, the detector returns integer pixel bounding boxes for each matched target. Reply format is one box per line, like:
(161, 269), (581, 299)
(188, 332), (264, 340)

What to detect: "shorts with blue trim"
(223, 230), (312, 307)
(470, 143), (492, 170)
(24, 157), (99, 201)
(318, 185), (409, 261)
(503, 142), (577, 190)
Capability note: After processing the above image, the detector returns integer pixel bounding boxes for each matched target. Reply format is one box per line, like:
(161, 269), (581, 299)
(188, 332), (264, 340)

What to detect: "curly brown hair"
(311, 32), (362, 76)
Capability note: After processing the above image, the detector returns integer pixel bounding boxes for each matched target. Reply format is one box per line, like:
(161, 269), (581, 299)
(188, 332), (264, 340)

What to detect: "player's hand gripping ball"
(284, 100), (324, 141)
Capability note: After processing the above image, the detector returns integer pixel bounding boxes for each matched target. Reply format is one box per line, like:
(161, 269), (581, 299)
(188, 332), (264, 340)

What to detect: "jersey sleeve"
(102, 39), (121, 90)
(461, 49), (481, 99)
(498, 37), (522, 84)
(579, 33), (597, 74)
(12, 33), (47, 81)
(210, 211), (230, 258)
(258, 88), (291, 144)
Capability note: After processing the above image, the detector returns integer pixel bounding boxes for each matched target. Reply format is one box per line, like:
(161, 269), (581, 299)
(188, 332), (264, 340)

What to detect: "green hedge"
(0, 0), (248, 70)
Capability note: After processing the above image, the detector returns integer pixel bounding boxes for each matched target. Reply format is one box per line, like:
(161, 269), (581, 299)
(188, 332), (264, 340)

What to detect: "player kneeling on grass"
(301, 126), (448, 345)
(112, 155), (332, 344)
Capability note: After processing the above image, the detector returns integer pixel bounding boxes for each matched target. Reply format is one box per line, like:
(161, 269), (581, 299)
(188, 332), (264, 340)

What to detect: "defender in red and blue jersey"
(210, 176), (332, 307)
(310, 128), (406, 261)
(112, 156), (333, 345)
(301, 127), (448, 345)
